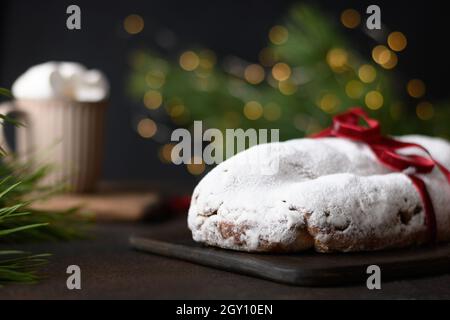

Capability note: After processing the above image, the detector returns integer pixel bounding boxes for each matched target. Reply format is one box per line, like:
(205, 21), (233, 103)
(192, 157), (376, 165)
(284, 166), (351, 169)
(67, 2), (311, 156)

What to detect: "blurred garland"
(128, 5), (450, 175)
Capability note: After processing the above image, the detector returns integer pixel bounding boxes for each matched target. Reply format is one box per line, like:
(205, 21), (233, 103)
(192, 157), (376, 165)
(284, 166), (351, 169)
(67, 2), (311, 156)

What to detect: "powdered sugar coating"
(188, 135), (450, 252)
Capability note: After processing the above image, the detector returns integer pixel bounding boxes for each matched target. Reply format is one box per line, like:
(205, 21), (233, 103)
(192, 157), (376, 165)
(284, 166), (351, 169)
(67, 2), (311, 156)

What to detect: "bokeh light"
(243, 101), (263, 120)
(340, 9), (361, 29)
(407, 79), (426, 98)
(358, 64), (377, 83)
(372, 45), (392, 65)
(345, 80), (364, 99)
(263, 103), (281, 121)
(278, 79), (297, 95)
(167, 99), (190, 125)
(326, 48), (348, 72)
(137, 118), (157, 138)
(159, 143), (175, 163)
(244, 64), (265, 84)
(272, 63), (291, 81)
(416, 101), (434, 120)
(365, 91), (384, 110)
(123, 14), (144, 34)
(380, 51), (398, 69)
(269, 25), (289, 45)
(168, 104), (185, 118)
(145, 70), (166, 89)
(179, 51), (200, 71)
(199, 50), (217, 70)
(387, 32), (407, 52)
(319, 94), (340, 113)
(187, 158), (206, 175)
(143, 90), (163, 109)
(259, 47), (278, 67)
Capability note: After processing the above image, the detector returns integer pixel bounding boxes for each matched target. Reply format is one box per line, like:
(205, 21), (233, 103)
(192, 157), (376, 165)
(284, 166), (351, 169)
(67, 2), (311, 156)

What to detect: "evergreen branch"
(0, 252), (51, 285)
(0, 86), (87, 285)
(128, 4), (450, 146)
(0, 88), (12, 98)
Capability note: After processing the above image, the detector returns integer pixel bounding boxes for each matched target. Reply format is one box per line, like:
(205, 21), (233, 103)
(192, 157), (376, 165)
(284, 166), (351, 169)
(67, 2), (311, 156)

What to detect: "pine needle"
(0, 87), (86, 286)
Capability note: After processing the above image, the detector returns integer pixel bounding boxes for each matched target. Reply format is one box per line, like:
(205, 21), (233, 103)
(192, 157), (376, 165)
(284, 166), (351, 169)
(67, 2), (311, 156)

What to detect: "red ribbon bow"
(312, 107), (450, 242)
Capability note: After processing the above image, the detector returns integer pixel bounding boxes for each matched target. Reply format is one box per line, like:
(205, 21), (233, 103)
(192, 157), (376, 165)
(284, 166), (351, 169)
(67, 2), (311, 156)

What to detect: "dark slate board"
(129, 220), (450, 286)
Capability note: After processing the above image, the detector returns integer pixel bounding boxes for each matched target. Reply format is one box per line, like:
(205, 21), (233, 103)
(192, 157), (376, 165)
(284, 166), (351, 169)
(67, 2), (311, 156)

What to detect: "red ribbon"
(311, 107), (450, 242)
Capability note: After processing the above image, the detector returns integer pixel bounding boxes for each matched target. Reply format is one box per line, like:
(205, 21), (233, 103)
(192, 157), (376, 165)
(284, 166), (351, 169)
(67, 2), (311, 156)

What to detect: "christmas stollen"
(187, 108), (450, 253)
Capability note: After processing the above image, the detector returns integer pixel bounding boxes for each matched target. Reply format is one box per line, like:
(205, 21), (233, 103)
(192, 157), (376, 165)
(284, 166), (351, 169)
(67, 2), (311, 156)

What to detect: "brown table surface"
(1, 218), (450, 300)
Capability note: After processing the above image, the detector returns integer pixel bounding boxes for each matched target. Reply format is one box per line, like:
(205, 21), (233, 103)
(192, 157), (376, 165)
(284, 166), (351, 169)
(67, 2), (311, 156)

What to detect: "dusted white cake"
(188, 135), (450, 252)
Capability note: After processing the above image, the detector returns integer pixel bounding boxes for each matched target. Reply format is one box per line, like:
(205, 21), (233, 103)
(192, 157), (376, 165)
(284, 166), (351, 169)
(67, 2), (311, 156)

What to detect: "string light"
(380, 51), (398, 69)
(168, 104), (185, 117)
(195, 68), (211, 79)
(259, 47), (278, 67)
(123, 14), (144, 34)
(199, 50), (216, 70)
(243, 101), (263, 120)
(416, 101), (434, 120)
(326, 48), (348, 72)
(166, 97), (183, 109)
(387, 32), (407, 52)
(272, 63), (291, 81)
(365, 91), (383, 110)
(137, 118), (157, 138)
(195, 77), (216, 92)
(172, 113), (190, 125)
(244, 64), (265, 84)
(407, 79), (426, 98)
(306, 124), (323, 136)
(266, 74), (278, 89)
(143, 90), (163, 109)
(187, 158), (206, 175)
(340, 9), (361, 29)
(293, 115), (322, 135)
(167, 100), (190, 125)
(358, 64), (377, 83)
(268, 25), (289, 45)
(320, 94), (340, 113)
(372, 45), (392, 65)
(263, 103), (281, 121)
(131, 11), (434, 163)
(179, 51), (200, 71)
(158, 143), (175, 163)
(345, 80), (364, 99)
(166, 97), (189, 124)
(278, 79), (297, 95)
(145, 70), (166, 89)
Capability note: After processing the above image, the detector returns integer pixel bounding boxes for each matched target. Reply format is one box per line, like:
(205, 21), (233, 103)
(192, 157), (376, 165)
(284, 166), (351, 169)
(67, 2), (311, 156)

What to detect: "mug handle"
(0, 101), (28, 158)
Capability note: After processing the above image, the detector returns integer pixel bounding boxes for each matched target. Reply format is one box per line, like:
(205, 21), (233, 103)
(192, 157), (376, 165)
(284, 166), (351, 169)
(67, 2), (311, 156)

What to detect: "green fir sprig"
(128, 4), (450, 165)
(0, 87), (84, 285)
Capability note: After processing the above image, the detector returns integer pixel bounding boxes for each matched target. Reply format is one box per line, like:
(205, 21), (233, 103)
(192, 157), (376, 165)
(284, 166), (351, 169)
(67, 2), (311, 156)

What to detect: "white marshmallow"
(12, 61), (109, 102)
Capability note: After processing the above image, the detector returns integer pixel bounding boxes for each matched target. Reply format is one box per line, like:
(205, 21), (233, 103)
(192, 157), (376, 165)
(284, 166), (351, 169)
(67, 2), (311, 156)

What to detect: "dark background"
(0, 0), (449, 186)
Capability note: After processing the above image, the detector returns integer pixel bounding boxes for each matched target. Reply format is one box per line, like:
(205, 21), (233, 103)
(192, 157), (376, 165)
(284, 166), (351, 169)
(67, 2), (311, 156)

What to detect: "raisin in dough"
(187, 135), (450, 253)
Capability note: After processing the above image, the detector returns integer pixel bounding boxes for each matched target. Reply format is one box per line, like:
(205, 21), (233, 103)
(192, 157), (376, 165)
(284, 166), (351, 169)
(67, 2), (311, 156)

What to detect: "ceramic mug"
(0, 98), (107, 193)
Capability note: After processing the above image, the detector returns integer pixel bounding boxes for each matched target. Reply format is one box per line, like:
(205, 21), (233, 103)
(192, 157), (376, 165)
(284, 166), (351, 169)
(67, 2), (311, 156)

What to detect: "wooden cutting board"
(130, 219), (450, 286)
(30, 182), (161, 221)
